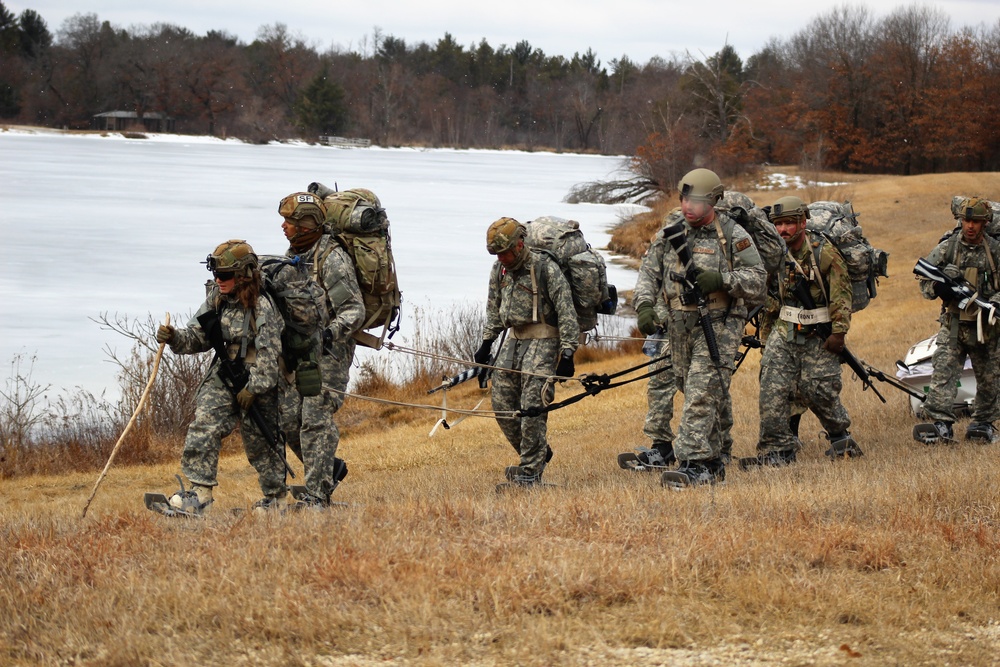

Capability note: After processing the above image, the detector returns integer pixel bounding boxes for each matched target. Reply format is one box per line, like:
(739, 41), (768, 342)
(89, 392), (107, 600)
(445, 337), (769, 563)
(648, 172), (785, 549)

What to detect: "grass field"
(4, 170), (1000, 666)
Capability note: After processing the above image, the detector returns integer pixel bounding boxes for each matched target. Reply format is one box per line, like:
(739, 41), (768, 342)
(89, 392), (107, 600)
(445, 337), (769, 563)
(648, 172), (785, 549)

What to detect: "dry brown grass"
(5, 171), (1000, 666)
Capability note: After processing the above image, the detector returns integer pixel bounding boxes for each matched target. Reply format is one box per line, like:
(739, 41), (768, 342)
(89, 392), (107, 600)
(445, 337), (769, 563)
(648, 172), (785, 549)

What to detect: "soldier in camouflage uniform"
(623, 190), (782, 471)
(915, 196), (1000, 443)
(277, 192), (366, 506)
(155, 240), (288, 514)
(740, 196), (861, 469)
(634, 169), (767, 488)
(477, 217), (580, 486)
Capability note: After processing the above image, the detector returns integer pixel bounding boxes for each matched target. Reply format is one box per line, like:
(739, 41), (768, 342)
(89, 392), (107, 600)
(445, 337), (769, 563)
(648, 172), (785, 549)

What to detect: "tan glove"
(236, 389), (255, 411)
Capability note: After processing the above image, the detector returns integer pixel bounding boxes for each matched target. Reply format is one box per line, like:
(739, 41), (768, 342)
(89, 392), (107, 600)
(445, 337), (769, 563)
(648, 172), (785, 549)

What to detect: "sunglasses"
(213, 271), (236, 281)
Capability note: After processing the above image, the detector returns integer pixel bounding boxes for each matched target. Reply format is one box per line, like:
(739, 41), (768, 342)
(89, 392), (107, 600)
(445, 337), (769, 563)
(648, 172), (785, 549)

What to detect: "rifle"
(787, 273), (886, 403)
(913, 258), (998, 324)
(196, 310), (295, 478)
(734, 304), (764, 371)
(662, 222), (722, 366)
(427, 367), (478, 395)
(428, 329), (507, 395)
(859, 361), (927, 402)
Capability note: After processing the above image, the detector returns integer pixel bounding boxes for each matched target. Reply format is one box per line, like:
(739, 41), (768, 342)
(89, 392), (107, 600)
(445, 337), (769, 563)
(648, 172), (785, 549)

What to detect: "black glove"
(933, 282), (953, 302)
(555, 350), (575, 378)
(474, 339), (495, 365)
(636, 304), (657, 336)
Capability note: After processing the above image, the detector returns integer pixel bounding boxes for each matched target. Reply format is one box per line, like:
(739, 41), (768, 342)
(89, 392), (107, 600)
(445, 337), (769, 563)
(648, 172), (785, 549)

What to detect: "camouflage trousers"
(758, 332), (850, 453)
(279, 340), (354, 500)
(181, 373), (286, 497)
(923, 319), (1000, 424)
(491, 336), (559, 476)
(667, 310), (742, 462)
(643, 339), (676, 445)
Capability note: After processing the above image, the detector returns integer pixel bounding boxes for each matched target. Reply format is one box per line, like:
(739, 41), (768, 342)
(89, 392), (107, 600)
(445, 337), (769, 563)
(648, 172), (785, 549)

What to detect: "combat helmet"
(678, 168), (724, 204)
(956, 196), (992, 222)
(278, 191), (328, 229)
(206, 239), (258, 279)
(486, 217), (526, 255)
(768, 196), (810, 222)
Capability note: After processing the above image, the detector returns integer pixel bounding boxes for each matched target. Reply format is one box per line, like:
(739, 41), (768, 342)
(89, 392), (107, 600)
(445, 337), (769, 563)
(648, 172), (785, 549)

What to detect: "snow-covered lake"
(0, 130), (640, 397)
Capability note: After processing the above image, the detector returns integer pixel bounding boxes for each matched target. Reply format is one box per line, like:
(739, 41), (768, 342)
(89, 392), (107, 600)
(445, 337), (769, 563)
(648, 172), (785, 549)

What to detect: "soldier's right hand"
(156, 325), (175, 344)
(933, 282), (953, 302)
(942, 264), (962, 280)
(636, 304), (658, 336)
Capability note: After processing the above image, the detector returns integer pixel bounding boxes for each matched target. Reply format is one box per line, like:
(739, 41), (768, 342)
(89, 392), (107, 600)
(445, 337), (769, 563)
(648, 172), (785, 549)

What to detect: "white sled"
(896, 336), (976, 416)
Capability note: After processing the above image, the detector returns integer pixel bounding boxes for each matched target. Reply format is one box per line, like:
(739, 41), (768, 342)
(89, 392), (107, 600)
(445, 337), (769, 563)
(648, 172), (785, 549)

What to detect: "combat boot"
(251, 493), (288, 515)
(165, 479), (213, 516)
(966, 422), (999, 443)
(661, 458), (725, 490)
(824, 432), (864, 459)
(738, 448), (796, 471)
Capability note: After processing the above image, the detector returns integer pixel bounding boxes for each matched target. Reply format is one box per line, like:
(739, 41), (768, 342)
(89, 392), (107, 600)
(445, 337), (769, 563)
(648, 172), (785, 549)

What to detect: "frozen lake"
(0, 130), (641, 397)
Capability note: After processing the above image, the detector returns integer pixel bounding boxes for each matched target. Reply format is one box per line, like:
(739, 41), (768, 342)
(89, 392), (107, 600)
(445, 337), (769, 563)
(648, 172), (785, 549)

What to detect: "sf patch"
(735, 238), (752, 253)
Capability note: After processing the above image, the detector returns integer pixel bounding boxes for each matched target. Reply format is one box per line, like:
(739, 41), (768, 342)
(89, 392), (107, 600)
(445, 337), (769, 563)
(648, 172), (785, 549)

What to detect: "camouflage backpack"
(258, 255), (329, 368)
(523, 216), (617, 332)
(309, 183), (402, 350)
(805, 201), (889, 312)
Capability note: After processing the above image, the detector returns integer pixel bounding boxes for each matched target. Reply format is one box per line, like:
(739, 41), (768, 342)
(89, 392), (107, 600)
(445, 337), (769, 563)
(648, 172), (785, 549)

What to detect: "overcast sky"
(8, 1), (1000, 64)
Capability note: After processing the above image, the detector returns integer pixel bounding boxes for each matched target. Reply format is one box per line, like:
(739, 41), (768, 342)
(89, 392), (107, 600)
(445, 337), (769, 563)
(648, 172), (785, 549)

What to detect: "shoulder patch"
(735, 238), (752, 253)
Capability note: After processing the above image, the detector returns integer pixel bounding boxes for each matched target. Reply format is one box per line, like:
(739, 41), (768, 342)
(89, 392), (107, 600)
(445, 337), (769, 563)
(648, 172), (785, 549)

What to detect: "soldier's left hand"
(236, 388), (255, 410)
(555, 350), (575, 378)
(823, 332), (846, 355)
(695, 270), (724, 294)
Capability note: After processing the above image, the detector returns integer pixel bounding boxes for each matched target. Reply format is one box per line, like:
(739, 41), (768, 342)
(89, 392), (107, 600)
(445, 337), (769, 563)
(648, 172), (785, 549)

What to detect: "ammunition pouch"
(226, 343), (257, 365)
(295, 360), (322, 397)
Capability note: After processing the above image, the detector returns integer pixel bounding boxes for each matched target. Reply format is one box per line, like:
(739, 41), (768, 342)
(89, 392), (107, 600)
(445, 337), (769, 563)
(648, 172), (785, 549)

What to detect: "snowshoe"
(495, 465), (557, 492)
(738, 448), (796, 471)
(661, 459), (725, 490)
(289, 485), (347, 509)
(618, 444), (675, 471)
(145, 476), (211, 518)
(965, 421), (999, 443)
(913, 421), (955, 445)
(824, 432), (864, 459)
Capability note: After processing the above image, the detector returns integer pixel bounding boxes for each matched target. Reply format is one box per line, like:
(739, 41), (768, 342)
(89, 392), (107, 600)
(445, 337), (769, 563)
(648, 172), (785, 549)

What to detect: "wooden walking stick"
(82, 313), (170, 518)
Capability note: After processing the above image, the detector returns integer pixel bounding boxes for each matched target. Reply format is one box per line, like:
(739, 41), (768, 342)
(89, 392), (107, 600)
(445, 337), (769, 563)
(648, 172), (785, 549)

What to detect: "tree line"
(2, 3), (999, 185)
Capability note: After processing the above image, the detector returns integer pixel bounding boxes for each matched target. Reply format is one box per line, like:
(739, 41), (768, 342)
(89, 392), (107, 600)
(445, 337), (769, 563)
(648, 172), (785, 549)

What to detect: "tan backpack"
(309, 183), (402, 350)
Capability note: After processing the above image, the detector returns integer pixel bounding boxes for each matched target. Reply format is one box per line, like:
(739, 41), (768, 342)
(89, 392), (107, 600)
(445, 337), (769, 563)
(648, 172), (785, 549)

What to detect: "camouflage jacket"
(919, 231), (1000, 309)
(634, 210), (767, 322)
(764, 231), (852, 340)
(293, 234), (366, 345)
(484, 250), (580, 355)
(170, 289), (284, 396)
